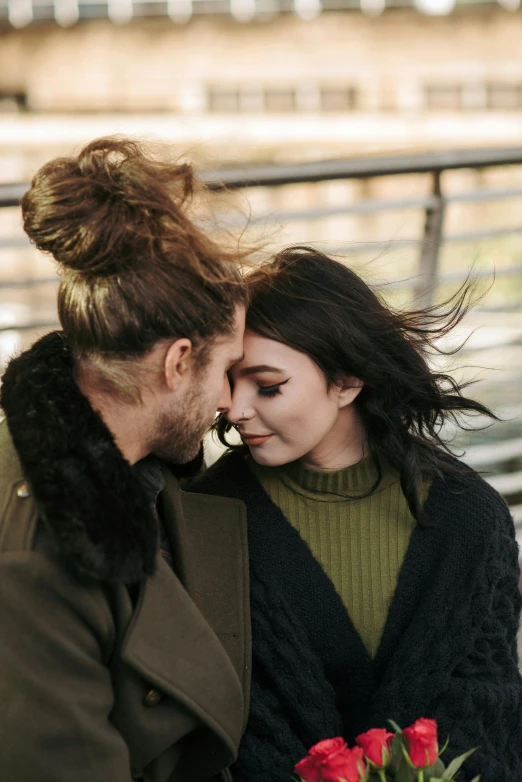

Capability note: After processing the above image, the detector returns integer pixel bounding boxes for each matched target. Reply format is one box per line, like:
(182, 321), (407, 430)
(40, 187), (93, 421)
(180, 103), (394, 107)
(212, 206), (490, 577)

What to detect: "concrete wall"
(2, 9), (522, 113)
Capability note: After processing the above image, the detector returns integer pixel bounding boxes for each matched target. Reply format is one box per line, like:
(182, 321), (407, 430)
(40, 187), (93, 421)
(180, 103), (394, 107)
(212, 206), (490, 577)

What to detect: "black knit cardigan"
(189, 450), (522, 782)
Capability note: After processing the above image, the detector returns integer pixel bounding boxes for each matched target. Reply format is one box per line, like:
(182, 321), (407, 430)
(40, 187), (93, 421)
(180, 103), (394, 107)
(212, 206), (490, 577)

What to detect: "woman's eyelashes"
(258, 378), (290, 398)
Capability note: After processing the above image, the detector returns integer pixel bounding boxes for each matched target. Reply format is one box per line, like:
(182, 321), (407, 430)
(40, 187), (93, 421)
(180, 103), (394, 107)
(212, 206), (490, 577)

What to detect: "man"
(0, 136), (250, 782)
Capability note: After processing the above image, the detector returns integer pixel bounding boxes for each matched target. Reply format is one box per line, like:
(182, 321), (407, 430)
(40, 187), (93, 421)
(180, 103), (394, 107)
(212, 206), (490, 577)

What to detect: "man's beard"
(148, 381), (212, 465)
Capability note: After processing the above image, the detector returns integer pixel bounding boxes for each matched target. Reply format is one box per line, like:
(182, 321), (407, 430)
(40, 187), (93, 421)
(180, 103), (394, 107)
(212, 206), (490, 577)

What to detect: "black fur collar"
(0, 331), (158, 583)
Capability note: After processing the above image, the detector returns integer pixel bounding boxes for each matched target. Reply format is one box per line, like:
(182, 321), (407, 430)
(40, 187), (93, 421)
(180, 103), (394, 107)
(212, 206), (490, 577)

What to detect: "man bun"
(21, 136), (194, 277)
(18, 134), (250, 398)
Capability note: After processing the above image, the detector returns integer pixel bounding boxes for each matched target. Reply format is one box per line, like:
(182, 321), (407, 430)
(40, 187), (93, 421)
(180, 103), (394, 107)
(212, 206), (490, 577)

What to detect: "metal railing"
(2, 145), (522, 326)
(2, 145), (522, 331)
(203, 145), (522, 307)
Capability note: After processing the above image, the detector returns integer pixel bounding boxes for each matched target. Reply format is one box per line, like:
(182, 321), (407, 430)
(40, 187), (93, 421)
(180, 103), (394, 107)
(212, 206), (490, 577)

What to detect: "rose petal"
(321, 746), (367, 782)
(294, 755), (323, 782)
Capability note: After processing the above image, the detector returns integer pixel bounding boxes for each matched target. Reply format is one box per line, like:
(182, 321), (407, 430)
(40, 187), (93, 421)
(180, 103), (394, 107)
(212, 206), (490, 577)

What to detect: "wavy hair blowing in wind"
(215, 246), (497, 522)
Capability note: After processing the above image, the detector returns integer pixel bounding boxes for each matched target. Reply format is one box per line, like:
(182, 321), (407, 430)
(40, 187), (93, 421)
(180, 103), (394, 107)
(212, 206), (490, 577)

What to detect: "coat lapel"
(177, 488), (251, 729)
(121, 467), (249, 778)
(372, 517), (440, 680)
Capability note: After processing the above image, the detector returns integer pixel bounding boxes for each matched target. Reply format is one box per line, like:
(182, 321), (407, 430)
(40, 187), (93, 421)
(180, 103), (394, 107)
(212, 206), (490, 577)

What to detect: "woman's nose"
(226, 392), (254, 425)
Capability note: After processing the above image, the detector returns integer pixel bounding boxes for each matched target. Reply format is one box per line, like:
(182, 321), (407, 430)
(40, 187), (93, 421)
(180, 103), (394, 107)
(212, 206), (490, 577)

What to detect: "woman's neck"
(299, 405), (367, 472)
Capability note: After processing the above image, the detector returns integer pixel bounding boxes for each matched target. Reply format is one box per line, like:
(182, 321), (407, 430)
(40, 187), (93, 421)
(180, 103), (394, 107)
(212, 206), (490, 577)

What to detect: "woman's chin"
(248, 448), (294, 468)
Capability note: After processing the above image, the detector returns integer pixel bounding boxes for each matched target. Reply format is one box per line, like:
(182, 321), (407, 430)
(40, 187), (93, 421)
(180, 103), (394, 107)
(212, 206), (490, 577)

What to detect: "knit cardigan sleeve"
(368, 490), (522, 782)
(432, 501), (522, 781)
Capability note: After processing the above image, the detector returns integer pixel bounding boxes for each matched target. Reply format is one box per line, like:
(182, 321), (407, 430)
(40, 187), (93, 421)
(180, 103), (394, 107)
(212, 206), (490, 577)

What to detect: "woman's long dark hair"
(214, 245), (497, 523)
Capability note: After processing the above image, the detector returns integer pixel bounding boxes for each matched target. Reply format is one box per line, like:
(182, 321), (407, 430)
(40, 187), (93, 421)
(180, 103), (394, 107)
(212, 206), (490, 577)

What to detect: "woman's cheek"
(274, 410), (311, 446)
(264, 389), (317, 444)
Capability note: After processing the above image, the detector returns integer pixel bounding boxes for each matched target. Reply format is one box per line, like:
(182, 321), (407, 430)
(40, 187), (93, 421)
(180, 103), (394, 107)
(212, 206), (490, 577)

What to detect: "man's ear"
(164, 339), (193, 392)
(337, 376), (364, 408)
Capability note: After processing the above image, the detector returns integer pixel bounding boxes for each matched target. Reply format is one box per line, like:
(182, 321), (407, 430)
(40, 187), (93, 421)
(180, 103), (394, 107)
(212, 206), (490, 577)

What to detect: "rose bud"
(356, 727), (394, 768)
(403, 718), (439, 768)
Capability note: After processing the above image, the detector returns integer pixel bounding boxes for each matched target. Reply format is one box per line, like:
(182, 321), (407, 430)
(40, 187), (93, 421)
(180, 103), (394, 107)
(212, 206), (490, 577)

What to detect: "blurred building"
(2, 0), (522, 176)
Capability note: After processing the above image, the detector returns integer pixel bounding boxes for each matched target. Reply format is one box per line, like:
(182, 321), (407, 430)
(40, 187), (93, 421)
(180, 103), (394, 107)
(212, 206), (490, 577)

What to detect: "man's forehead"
(227, 334), (248, 363)
(212, 331), (243, 362)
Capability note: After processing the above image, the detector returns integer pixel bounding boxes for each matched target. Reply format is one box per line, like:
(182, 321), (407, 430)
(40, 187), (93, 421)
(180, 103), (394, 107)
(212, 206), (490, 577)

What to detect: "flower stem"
(417, 771), (425, 782)
(378, 770), (387, 782)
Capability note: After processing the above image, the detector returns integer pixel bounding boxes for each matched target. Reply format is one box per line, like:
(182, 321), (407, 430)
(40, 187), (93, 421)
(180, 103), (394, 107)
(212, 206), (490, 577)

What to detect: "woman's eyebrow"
(239, 365), (285, 376)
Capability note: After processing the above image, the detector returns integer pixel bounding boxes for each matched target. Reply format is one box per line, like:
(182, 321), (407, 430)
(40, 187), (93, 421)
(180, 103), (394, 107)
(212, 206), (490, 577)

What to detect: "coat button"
(16, 482), (30, 499)
(143, 688), (163, 707)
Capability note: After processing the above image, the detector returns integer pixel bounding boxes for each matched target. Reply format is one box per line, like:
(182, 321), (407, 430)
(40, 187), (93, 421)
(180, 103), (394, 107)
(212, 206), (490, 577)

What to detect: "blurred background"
(0, 0), (521, 544)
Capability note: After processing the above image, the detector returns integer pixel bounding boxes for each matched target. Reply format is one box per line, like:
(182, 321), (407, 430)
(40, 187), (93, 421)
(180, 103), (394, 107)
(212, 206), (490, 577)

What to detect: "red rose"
(321, 746), (367, 782)
(294, 754), (323, 782)
(309, 738), (348, 761)
(403, 718), (439, 769)
(295, 738), (347, 782)
(295, 738), (367, 782)
(356, 727), (394, 767)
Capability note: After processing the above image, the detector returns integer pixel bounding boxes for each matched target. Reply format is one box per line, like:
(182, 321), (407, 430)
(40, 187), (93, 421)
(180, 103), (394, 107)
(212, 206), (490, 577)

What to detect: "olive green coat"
(0, 333), (251, 782)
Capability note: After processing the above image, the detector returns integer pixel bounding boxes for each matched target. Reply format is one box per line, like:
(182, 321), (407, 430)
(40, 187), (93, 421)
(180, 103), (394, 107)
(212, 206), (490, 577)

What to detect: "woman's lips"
(241, 434), (273, 447)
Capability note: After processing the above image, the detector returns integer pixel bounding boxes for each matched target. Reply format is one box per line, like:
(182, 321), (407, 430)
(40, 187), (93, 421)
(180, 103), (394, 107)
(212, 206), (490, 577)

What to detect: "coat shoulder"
(0, 418), (41, 555)
(0, 417), (24, 489)
(426, 461), (518, 570)
(428, 461), (514, 529)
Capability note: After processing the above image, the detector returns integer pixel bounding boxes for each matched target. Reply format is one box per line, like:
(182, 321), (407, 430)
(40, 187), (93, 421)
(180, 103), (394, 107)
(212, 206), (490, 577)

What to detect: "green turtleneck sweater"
(248, 455), (430, 658)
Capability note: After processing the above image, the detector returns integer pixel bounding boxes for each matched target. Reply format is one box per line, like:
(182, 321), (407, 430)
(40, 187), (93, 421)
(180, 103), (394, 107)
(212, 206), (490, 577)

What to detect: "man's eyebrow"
(239, 365), (285, 376)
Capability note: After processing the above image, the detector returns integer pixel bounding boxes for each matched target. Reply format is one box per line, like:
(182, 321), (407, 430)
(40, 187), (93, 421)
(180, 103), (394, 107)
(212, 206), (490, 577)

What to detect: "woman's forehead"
(230, 331), (317, 377)
(242, 332), (297, 362)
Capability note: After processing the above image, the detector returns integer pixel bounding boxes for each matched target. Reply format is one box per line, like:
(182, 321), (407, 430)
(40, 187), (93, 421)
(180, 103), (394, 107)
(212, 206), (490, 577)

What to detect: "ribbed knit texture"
(249, 455), (429, 657)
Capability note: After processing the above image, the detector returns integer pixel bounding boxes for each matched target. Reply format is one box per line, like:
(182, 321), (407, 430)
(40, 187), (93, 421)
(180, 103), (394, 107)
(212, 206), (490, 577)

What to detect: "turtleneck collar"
(249, 453), (400, 501)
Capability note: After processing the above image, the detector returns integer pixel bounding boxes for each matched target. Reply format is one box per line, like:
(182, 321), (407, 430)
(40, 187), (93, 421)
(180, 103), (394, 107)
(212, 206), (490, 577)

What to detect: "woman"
(190, 246), (522, 782)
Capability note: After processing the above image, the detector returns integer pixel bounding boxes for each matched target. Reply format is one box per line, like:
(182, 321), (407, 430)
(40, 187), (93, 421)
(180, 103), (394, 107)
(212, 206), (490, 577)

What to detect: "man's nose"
(216, 375), (232, 414)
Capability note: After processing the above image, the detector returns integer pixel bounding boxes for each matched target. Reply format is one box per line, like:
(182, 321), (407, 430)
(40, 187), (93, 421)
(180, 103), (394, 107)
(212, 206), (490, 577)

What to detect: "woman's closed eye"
(258, 378), (290, 397)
